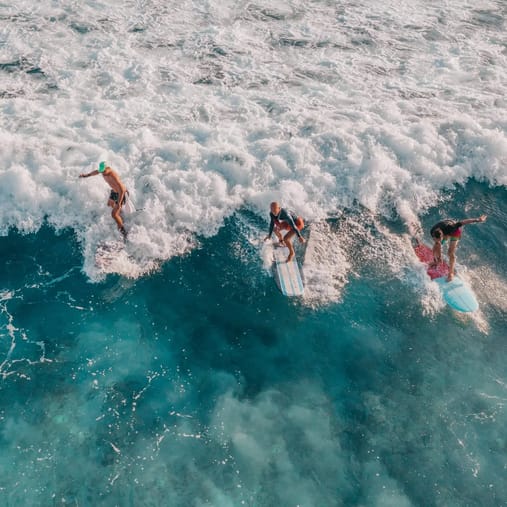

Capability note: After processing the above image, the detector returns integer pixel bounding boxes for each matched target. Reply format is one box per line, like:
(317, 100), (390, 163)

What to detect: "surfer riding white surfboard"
(264, 202), (306, 297)
(79, 162), (130, 240)
(264, 202), (306, 262)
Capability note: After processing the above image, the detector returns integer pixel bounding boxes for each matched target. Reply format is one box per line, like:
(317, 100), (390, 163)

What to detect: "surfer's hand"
(477, 215), (487, 223)
(263, 235), (270, 242)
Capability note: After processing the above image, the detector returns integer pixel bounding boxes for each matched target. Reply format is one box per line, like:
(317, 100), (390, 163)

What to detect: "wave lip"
(0, 0), (505, 279)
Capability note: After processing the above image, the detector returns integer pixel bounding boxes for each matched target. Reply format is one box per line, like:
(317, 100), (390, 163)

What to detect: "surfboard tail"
(273, 246), (304, 297)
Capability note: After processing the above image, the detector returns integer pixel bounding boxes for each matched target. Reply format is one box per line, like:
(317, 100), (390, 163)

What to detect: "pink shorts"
(448, 228), (462, 240)
(276, 217), (304, 232)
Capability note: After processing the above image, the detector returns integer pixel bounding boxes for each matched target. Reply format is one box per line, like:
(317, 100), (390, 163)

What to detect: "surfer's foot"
(119, 226), (128, 241)
(446, 273), (454, 282)
(286, 253), (294, 263)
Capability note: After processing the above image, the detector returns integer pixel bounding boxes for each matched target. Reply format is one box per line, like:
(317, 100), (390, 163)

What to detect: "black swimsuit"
(109, 190), (127, 205)
(430, 220), (462, 238)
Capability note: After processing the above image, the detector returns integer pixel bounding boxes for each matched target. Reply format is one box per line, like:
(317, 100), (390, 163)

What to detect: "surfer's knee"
(285, 230), (295, 242)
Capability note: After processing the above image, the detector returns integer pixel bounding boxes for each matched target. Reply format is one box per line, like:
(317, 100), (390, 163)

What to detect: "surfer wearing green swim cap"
(79, 162), (129, 239)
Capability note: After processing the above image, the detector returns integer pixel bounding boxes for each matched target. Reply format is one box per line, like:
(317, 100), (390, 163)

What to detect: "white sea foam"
(302, 221), (351, 306)
(467, 265), (507, 314)
(0, 0), (505, 283)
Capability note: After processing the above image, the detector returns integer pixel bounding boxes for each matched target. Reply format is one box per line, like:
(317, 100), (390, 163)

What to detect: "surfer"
(430, 215), (487, 281)
(79, 162), (129, 239)
(264, 202), (305, 262)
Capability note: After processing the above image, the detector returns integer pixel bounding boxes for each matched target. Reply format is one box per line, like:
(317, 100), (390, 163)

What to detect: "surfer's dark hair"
(432, 228), (443, 240)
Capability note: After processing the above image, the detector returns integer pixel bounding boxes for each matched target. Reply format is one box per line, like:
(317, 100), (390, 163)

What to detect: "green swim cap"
(98, 161), (106, 173)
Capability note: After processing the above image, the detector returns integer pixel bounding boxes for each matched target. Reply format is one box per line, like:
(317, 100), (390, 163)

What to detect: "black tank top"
(430, 220), (462, 238)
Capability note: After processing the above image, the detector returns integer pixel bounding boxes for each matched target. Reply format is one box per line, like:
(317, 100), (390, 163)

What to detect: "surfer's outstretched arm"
(79, 170), (99, 178)
(459, 215), (487, 226)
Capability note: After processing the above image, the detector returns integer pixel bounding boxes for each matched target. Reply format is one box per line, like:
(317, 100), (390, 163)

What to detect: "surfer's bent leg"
(274, 225), (284, 244)
(112, 204), (125, 229)
(284, 230), (296, 262)
(447, 240), (459, 281)
(111, 205), (122, 225)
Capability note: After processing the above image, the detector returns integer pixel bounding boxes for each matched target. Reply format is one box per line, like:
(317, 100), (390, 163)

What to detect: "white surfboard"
(123, 195), (136, 214)
(273, 246), (304, 297)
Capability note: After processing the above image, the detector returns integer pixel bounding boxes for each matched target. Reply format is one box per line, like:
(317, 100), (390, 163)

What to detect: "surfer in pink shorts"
(430, 215), (487, 281)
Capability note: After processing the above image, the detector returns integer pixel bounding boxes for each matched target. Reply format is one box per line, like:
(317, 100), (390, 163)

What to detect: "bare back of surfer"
(80, 162), (128, 239)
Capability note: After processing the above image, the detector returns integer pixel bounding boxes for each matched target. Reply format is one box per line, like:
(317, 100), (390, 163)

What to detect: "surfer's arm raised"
(459, 215), (487, 225)
(79, 170), (99, 178)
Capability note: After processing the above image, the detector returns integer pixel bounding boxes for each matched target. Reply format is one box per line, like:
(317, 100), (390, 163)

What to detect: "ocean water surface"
(1, 0), (506, 505)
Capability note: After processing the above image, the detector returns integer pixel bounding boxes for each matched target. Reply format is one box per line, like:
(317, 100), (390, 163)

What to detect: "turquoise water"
(1, 181), (506, 506)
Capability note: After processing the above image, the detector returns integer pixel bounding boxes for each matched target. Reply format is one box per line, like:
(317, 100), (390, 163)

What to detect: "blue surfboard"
(434, 276), (479, 313)
(414, 243), (479, 313)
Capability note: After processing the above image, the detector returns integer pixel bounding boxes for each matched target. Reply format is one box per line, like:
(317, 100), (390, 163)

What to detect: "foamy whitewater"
(0, 1), (506, 505)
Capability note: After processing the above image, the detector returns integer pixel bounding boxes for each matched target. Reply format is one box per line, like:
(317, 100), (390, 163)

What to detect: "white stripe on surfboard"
(274, 250), (290, 294)
(280, 257), (297, 295)
(283, 258), (302, 295)
(276, 257), (290, 295)
(274, 248), (303, 296)
(274, 249), (291, 295)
